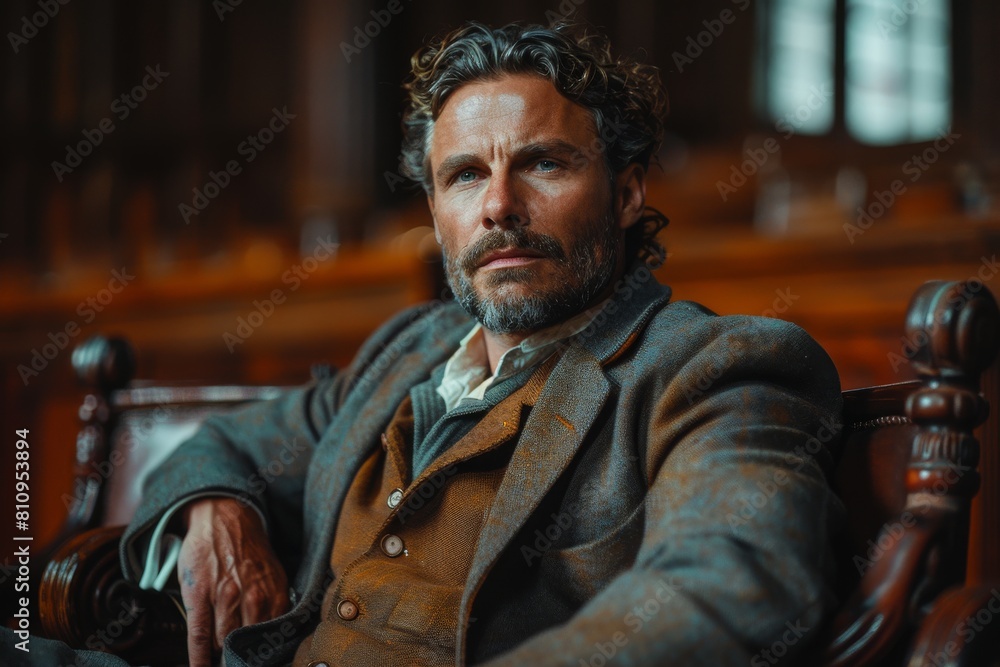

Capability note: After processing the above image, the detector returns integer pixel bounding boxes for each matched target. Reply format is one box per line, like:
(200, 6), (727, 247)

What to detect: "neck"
(482, 330), (529, 374)
(479, 261), (628, 373)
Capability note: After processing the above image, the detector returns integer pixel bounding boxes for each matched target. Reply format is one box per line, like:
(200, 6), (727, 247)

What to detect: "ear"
(613, 163), (647, 230)
(427, 194), (442, 244)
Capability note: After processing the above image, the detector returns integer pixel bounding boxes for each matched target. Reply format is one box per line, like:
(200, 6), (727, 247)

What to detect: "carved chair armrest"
(39, 525), (188, 665)
(823, 280), (1000, 666)
(907, 584), (1000, 667)
(823, 505), (951, 666)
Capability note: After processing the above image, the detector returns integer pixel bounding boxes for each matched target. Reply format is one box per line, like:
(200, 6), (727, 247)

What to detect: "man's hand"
(178, 497), (290, 667)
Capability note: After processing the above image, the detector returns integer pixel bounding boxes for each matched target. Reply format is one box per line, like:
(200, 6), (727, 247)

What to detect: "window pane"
(845, 0), (951, 144)
(760, 0), (837, 135)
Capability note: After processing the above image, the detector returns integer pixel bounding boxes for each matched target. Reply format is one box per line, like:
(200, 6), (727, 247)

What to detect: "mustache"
(458, 228), (566, 272)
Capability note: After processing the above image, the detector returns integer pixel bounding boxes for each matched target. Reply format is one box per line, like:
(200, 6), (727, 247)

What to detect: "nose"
(481, 172), (529, 230)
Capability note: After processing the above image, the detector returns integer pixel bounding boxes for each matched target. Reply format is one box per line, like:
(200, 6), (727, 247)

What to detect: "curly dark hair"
(401, 21), (670, 267)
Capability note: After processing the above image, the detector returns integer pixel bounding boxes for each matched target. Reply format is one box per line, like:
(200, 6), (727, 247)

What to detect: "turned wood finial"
(904, 280), (1000, 382)
(71, 335), (137, 393)
(64, 336), (137, 532)
(903, 282), (998, 503)
(823, 281), (999, 666)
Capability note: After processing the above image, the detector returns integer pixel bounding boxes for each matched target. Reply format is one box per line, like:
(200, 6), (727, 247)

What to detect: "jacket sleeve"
(119, 303), (439, 582)
(479, 315), (845, 666)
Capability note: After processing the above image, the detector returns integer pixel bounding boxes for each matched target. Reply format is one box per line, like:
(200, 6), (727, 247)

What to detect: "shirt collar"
(436, 299), (608, 411)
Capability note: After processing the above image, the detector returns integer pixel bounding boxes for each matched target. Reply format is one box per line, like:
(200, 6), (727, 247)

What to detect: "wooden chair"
(34, 336), (305, 664)
(819, 280), (1000, 666)
(35, 280), (1000, 666)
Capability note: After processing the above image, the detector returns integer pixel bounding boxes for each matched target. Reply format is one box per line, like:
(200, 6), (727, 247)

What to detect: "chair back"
(55, 336), (296, 544)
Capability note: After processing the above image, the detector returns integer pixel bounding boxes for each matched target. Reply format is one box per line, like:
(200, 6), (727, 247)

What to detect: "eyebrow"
(435, 153), (479, 186)
(433, 140), (582, 185)
(518, 140), (580, 161)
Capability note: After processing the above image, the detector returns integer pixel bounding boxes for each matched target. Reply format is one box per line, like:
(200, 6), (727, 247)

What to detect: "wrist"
(182, 496), (248, 530)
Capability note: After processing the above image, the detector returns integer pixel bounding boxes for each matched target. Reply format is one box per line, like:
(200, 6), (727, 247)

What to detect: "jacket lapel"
(457, 345), (611, 655)
(412, 354), (558, 487)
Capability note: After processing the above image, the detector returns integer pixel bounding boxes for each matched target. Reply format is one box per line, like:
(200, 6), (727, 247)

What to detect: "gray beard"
(443, 220), (619, 335)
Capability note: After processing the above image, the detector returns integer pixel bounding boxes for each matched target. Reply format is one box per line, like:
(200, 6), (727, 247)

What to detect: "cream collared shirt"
(436, 300), (608, 411)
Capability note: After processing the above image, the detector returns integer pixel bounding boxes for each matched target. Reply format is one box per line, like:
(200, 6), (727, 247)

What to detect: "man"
(4, 21), (843, 667)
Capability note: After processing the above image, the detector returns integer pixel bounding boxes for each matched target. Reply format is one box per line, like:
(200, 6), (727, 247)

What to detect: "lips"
(477, 247), (547, 269)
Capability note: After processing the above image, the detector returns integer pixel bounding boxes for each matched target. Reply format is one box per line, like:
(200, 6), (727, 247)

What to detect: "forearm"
(480, 475), (838, 667)
(120, 380), (337, 581)
(479, 569), (769, 666)
(483, 317), (844, 666)
(129, 491), (268, 591)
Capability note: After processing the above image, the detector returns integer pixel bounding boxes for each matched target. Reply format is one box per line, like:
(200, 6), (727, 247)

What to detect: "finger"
(262, 582), (291, 622)
(265, 564), (291, 620)
(226, 549), (285, 622)
(214, 578), (243, 653)
(238, 582), (269, 626)
(181, 568), (215, 667)
(188, 616), (216, 667)
(238, 571), (289, 625)
(272, 584), (291, 618)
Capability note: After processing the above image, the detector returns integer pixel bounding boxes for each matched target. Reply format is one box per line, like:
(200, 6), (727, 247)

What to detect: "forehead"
(429, 74), (598, 161)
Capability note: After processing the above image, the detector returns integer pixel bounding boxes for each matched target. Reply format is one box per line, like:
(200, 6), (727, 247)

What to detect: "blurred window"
(759, 0), (952, 144)
(845, 0), (951, 144)
(759, 0), (837, 135)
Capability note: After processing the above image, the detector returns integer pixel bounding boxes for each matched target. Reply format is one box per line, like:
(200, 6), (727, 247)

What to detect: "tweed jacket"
(2, 270), (844, 666)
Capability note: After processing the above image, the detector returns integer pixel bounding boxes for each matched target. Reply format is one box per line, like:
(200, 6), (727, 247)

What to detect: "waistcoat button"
(337, 599), (359, 620)
(306, 662), (330, 667)
(387, 488), (404, 509)
(381, 534), (404, 557)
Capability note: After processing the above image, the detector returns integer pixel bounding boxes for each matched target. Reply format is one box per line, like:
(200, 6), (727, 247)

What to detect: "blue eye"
(456, 170), (477, 183)
(537, 160), (558, 171)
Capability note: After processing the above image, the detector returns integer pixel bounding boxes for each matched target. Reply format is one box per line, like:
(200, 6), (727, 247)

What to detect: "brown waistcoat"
(293, 357), (556, 667)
